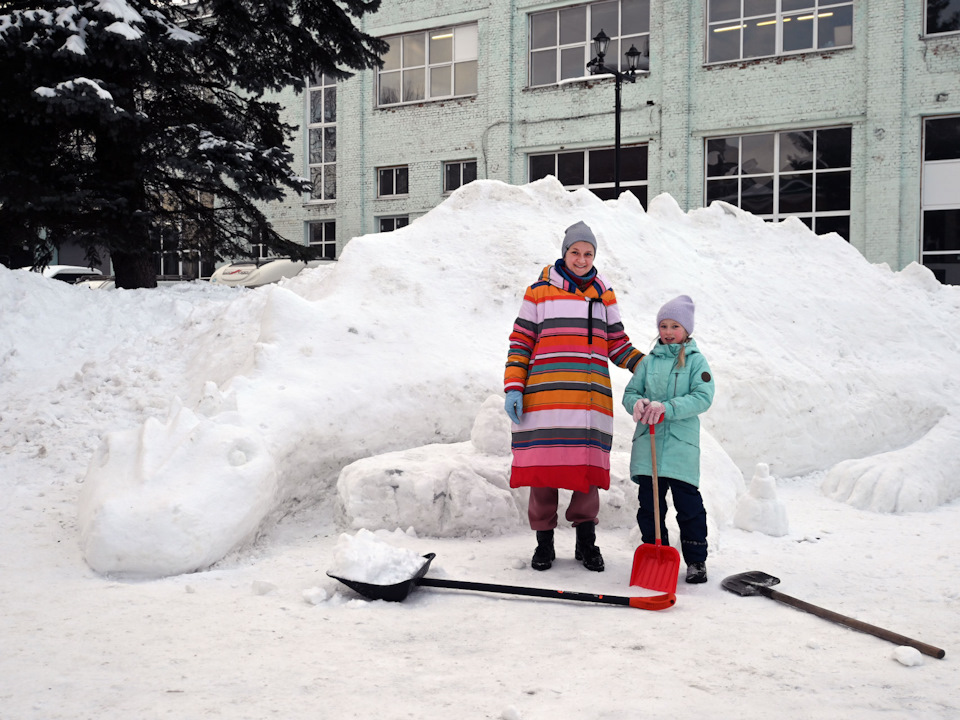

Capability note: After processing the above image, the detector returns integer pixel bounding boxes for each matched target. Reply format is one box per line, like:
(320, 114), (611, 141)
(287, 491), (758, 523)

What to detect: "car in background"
(78, 275), (200, 290)
(209, 258), (332, 288)
(20, 264), (104, 284)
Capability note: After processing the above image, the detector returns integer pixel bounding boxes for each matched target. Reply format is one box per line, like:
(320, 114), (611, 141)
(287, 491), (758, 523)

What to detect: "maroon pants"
(527, 486), (600, 531)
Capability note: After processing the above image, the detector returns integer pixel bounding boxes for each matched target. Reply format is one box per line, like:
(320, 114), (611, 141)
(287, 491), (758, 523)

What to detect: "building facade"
(262, 0), (960, 284)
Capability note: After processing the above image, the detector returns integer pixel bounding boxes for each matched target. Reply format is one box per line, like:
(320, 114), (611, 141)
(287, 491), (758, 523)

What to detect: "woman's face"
(563, 241), (595, 277)
(659, 319), (688, 344)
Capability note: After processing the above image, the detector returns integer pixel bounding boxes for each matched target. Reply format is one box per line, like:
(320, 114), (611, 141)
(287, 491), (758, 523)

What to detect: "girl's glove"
(632, 398), (650, 422)
(504, 390), (524, 424)
(641, 401), (665, 425)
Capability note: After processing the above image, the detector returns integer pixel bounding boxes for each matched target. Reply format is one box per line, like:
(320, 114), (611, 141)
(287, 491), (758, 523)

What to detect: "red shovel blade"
(630, 540), (681, 594)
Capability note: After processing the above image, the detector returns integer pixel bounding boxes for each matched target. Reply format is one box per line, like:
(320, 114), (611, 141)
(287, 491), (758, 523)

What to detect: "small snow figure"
(501, 706), (522, 720)
(734, 463), (789, 537)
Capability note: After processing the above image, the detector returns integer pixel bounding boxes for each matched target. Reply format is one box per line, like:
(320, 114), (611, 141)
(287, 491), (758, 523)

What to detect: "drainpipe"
(508, 0), (516, 184)
(900, 2), (912, 271)
(685, 2), (695, 210)
(359, 23), (368, 237)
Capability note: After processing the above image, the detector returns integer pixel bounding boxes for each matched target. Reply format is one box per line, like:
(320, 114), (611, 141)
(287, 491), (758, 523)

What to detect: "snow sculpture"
(821, 413), (960, 512)
(336, 396), (520, 536)
(734, 463), (789, 536)
(78, 398), (277, 577)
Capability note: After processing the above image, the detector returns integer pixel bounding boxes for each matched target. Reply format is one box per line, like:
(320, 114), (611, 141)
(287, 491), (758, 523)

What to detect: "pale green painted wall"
(262, 1), (960, 274)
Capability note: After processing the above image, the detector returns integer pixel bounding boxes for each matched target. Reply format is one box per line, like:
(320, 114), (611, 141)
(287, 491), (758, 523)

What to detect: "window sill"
(376, 94), (477, 110)
(525, 73), (650, 92)
(703, 45), (852, 68)
(923, 30), (960, 41)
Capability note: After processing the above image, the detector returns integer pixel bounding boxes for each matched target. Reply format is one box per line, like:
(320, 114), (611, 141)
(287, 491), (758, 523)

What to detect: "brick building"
(261, 1), (960, 284)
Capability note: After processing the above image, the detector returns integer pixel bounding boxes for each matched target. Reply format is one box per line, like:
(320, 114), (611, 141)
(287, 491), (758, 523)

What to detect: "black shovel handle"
(417, 577), (675, 611)
(759, 585), (945, 659)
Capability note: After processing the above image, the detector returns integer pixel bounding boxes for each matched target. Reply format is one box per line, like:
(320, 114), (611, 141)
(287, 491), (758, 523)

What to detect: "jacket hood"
(650, 338), (700, 357)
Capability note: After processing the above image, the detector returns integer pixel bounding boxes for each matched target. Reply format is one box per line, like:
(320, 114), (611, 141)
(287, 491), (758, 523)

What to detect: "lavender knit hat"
(561, 221), (597, 256)
(656, 295), (695, 335)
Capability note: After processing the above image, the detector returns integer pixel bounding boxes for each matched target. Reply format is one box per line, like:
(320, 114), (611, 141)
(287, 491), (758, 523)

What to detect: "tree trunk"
(112, 251), (157, 289)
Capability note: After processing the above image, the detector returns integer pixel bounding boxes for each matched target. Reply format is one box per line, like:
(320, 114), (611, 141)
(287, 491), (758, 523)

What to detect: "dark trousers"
(634, 474), (708, 564)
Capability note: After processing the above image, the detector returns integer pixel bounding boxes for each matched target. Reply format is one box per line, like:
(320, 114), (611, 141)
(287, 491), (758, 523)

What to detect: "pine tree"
(0, 0), (385, 288)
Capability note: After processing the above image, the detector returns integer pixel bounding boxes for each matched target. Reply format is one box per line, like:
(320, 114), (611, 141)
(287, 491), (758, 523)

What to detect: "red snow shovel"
(328, 553), (675, 611)
(630, 422), (681, 594)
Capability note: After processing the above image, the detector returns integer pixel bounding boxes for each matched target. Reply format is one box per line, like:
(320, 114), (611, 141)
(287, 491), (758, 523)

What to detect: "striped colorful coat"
(504, 262), (643, 492)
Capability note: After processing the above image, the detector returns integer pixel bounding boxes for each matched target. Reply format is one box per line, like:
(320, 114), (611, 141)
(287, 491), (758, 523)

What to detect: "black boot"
(574, 522), (604, 572)
(685, 562), (707, 584)
(531, 530), (555, 570)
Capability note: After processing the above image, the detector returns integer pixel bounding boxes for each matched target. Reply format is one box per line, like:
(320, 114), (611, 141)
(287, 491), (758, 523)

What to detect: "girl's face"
(563, 241), (595, 277)
(659, 319), (688, 344)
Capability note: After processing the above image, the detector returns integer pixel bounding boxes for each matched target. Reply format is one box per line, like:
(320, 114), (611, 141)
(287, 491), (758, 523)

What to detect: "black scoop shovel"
(328, 553), (675, 611)
(722, 571), (945, 659)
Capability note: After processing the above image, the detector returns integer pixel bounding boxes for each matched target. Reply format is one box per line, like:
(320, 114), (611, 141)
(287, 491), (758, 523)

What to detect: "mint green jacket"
(621, 339), (715, 488)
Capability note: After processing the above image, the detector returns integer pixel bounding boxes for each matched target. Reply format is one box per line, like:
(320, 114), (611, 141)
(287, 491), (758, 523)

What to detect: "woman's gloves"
(505, 390), (524, 424)
(633, 398), (665, 425)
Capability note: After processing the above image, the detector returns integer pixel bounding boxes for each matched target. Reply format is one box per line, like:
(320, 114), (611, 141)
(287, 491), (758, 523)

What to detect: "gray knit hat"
(656, 295), (695, 335)
(561, 221), (597, 257)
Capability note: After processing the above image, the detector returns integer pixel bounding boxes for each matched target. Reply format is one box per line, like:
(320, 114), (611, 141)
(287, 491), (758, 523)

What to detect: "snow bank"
(6, 177), (958, 579)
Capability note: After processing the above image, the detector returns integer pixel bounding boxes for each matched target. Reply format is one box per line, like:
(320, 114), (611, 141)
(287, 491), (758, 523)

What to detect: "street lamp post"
(586, 30), (647, 195)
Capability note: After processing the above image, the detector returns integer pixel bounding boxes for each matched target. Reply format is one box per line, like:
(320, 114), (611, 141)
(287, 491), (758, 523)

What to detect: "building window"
(529, 145), (648, 206)
(308, 220), (337, 259)
(307, 73), (336, 201)
(529, 0), (650, 87)
(921, 116), (960, 285)
(926, 1), (960, 35)
(379, 216), (410, 232)
(378, 24), (478, 106)
(444, 159), (477, 193)
(706, 1), (853, 64)
(705, 126), (852, 240)
(378, 165), (409, 197)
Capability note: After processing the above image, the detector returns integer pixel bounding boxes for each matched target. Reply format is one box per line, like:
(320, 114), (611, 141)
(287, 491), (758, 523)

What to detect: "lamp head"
(592, 29), (610, 59)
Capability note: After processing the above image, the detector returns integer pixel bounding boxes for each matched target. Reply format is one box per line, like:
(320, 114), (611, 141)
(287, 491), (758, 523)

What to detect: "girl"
(622, 295), (715, 583)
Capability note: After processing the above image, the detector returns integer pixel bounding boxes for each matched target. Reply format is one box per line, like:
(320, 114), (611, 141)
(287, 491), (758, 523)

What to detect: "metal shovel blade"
(720, 570), (781, 597)
(326, 553), (436, 603)
(630, 541), (681, 594)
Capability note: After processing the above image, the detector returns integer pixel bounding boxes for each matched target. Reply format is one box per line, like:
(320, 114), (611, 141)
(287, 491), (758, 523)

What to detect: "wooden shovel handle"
(649, 424), (662, 543)
(761, 586), (945, 659)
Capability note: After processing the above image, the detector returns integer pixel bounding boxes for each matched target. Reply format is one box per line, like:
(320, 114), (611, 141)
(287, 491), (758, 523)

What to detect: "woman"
(504, 221), (643, 572)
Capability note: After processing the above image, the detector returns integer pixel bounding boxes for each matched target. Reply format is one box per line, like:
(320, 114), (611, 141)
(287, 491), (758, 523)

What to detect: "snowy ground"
(1, 178), (958, 719)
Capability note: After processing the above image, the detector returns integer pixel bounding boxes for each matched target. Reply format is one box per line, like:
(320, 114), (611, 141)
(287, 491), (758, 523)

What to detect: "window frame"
(925, 0), (960, 37)
(705, 0), (854, 66)
(377, 23), (479, 108)
(920, 115), (960, 284)
(527, 144), (649, 206)
(528, 0), (651, 88)
(378, 216), (410, 233)
(307, 220), (337, 259)
(306, 72), (337, 202)
(377, 165), (410, 198)
(703, 125), (853, 240)
(443, 159), (478, 193)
